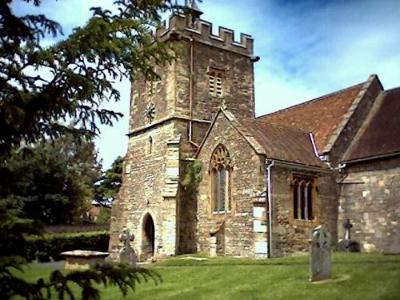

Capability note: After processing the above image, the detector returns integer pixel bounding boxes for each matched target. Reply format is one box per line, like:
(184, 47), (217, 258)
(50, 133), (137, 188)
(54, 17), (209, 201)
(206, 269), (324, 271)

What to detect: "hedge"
(23, 231), (109, 262)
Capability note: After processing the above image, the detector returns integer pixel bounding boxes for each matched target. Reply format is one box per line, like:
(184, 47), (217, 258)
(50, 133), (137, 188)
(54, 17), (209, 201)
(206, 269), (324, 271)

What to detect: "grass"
(16, 253), (400, 300)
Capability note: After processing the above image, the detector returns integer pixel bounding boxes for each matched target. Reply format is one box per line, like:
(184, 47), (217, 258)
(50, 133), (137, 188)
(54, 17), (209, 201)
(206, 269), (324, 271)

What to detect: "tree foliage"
(94, 156), (124, 207)
(1, 262), (161, 300)
(0, 134), (101, 225)
(0, 0), (181, 298)
(0, 0), (177, 155)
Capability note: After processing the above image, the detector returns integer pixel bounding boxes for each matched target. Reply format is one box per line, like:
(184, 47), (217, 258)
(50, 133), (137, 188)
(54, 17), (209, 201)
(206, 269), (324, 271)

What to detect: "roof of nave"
(256, 75), (381, 154)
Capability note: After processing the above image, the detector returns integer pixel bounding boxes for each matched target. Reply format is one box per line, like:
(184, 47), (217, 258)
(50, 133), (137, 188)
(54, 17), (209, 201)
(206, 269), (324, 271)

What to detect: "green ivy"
(182, 160), (203, 196)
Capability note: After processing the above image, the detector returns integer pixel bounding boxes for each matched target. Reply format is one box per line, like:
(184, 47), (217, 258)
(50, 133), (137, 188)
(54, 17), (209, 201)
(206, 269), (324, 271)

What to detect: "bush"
(24, 231), (109, 262)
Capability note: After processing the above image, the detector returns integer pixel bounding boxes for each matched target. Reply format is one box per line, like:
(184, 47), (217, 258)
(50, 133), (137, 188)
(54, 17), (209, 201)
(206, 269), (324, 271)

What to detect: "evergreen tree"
(0, 0), (181, 298)
(2, 135), (101, 225)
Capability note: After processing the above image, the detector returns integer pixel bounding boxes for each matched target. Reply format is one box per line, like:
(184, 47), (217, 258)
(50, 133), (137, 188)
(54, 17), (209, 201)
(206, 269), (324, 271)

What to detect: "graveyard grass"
(18, 253), (400, 300)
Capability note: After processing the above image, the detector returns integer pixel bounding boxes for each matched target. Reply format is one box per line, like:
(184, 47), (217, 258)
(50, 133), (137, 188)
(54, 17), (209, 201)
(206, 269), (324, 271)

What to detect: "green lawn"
(17, 253), (400, 300)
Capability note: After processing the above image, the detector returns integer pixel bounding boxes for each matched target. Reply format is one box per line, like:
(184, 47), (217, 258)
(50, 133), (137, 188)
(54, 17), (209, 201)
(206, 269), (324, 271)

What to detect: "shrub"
(24, 231), (109, 262)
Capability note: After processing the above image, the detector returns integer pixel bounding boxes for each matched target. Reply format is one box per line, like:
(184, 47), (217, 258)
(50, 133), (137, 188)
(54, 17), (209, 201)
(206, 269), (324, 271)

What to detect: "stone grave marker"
(310, 225), (331, 282)
(119, 228), (137, 266)
(338, 218), (360, 252)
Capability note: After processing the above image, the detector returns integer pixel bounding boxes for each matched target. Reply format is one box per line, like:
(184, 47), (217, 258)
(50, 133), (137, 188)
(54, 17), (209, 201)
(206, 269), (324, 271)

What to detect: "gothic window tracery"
(210, 145), (232, 212)
(292, 176), (315, 221)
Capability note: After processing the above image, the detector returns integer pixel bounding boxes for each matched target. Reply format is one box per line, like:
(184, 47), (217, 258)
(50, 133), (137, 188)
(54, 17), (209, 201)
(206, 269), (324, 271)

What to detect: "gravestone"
(310, 225), (331, 282)
(338, 219), (360, 252)
(119, 228), (137, 266)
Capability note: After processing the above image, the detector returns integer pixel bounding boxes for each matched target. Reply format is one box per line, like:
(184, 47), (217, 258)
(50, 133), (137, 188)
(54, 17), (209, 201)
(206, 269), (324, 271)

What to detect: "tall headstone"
(119, 228), (137, 267)
(310, 225), (331, 282)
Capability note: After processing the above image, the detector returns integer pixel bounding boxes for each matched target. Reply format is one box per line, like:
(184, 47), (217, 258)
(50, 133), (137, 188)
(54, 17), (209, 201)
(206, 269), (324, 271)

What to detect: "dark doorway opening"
(142, 214), (155, 260)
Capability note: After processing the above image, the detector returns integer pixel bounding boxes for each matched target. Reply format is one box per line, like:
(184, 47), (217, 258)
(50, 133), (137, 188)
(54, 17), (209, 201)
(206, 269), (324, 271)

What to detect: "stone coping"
(61, 250), (109, 258)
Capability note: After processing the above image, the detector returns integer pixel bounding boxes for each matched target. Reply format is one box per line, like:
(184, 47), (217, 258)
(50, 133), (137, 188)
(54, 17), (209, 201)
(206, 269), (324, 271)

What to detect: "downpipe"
(265, 159), (275, 258)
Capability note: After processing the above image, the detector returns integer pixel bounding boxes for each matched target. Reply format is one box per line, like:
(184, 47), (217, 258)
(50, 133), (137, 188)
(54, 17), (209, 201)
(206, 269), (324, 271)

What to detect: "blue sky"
(12, 0), (400, 169)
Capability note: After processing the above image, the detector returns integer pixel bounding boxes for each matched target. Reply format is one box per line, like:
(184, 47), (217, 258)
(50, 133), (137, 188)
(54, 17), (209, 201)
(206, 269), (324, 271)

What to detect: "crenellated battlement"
(156, 13), (253, 57)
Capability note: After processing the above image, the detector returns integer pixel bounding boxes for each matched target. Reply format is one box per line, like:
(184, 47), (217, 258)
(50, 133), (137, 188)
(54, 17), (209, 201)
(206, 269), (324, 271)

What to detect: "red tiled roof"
(240, 119), (325, 167)
(256, 83), (365, 153)
(344, 88), (400, 162)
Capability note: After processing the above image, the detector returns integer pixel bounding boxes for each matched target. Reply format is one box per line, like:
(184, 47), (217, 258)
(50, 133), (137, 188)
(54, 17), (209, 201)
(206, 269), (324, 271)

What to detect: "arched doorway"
(142, 213), (155, 260)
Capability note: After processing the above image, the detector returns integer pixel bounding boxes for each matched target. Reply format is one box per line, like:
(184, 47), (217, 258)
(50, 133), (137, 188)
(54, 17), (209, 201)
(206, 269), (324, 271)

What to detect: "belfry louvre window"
(292, 176), (315, 221)
(210, 145), (232, 212)
(208, 72), (223, 97)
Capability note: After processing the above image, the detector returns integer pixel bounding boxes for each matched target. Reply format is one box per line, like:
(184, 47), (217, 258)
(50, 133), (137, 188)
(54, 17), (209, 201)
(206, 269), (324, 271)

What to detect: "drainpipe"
(188, 37), (194, 143)
(265, 159), (275, 258)
(308, 132), (320, 158)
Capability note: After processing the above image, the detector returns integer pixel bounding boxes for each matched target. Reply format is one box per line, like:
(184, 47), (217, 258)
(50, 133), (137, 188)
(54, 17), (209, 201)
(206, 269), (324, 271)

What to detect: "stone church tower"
(109, 2), (257, 260)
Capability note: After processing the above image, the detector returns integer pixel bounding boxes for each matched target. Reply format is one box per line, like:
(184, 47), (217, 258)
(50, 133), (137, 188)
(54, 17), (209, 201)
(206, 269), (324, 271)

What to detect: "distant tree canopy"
(0, 0), (181, 298)
(95, 156), (124, 207)
(0, 134), (101, 225)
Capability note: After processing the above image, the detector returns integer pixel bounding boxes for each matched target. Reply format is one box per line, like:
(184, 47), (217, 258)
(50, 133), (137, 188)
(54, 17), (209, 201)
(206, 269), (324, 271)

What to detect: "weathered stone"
(338, 158), (400, 253)
(61, 250), (109, 270)
(108, 6), (400, 262)
(119, 228), (137, 266)
(310, 226), (331, 282)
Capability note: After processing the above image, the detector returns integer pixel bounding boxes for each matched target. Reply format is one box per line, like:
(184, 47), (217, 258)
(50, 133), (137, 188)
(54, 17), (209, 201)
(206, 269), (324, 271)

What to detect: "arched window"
(292, 176), (315, 221)
(210, 145), (232, 212)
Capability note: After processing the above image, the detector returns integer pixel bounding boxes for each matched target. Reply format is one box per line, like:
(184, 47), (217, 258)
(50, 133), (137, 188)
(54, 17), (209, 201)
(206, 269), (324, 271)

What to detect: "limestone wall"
(109, 122), (180, 261)
(271, 165), (337, 256)
(196, 113), (266, 257)
(339, 157), (400, 253)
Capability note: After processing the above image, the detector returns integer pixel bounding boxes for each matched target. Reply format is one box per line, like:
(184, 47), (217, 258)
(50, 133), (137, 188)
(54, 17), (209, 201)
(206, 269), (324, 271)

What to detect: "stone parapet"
(156, 14), (253, 57)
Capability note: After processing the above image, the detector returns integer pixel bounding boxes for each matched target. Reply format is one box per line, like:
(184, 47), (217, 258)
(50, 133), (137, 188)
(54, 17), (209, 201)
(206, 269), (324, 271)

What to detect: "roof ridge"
(256, 81), (365, 119)
(385, 86), (400, 93)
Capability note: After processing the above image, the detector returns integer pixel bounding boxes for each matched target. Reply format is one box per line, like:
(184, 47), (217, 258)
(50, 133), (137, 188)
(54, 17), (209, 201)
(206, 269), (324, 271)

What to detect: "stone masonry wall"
(109, 122), (180, 261)
(271, 165), (337, 256)
(196, 113), (266, 257)
(338, 157), (400, 253)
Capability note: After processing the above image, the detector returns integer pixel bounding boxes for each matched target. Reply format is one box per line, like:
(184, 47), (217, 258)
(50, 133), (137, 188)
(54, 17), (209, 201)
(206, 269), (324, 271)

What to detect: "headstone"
(119, 228), (137, 266)
(338, 219), (360, 252)
(344, 218), (352, 240)
(310, 225), (331, 282)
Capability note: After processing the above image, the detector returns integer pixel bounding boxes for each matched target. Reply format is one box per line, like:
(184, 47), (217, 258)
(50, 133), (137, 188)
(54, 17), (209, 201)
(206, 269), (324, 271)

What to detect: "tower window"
(292, 176), (315, 221)
(210, 145), (232, 212)
(147, 136), (153, 155)
(208, 71), (223, 98)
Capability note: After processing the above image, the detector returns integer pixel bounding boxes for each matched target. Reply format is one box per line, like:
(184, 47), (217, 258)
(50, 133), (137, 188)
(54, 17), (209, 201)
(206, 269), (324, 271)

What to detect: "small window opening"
(147, 136), (153, 155)
(292, 176), (315, 221)
(208, 71), (223, 98)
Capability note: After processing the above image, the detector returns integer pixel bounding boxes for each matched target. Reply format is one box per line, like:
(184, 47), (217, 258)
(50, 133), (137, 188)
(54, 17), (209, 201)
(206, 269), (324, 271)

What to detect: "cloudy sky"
(12, 0), (400, 169)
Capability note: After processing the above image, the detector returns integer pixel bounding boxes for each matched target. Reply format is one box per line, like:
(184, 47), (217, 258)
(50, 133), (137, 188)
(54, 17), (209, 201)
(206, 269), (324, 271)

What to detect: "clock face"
(144, 102), (156, 123)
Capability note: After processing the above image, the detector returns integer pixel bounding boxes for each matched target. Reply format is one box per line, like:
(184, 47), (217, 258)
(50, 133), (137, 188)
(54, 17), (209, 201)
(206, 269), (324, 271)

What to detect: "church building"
(109, 3), (400, 261)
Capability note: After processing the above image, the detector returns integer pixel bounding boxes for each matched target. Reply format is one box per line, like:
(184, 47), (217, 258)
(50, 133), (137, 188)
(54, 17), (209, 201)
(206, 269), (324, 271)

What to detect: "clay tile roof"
(240, 119), (325, 167)
(344, 87), (400, 162)
(256, 82), (365, 153)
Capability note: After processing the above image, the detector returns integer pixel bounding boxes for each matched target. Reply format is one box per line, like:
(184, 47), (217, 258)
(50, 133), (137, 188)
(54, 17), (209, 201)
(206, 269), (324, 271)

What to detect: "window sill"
(212, 210), (231, 215)
(292, 219), (318, 227)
